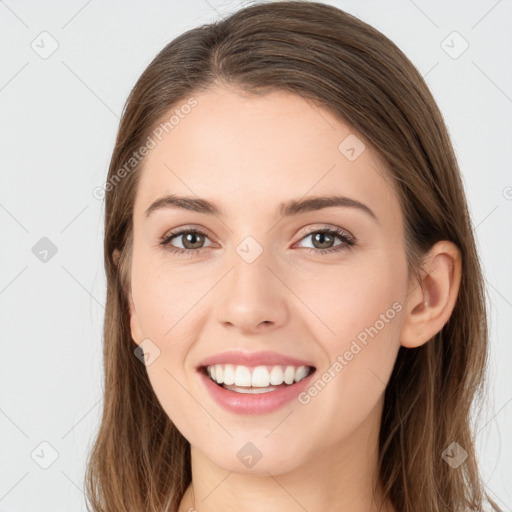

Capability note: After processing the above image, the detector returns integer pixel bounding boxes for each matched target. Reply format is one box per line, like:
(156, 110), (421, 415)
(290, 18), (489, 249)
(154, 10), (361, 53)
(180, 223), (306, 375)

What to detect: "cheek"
(131, 259), (205, 430)
(131, 248), (211, 341)
(130, 252), (203, 418)
(132, 239), (406, 419)
(293, 253), (405, 351)
(294, 255), (406, 432)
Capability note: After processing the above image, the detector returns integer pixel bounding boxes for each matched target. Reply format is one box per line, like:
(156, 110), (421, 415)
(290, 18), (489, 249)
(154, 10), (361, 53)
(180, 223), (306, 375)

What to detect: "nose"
(215, 251), (289, 334)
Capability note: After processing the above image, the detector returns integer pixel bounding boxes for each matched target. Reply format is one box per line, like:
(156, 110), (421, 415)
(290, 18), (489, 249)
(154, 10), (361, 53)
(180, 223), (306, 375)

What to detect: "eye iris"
(170, 229), (345, 252)
(312, 232), (334, 249)
(183, 232), (204, 249)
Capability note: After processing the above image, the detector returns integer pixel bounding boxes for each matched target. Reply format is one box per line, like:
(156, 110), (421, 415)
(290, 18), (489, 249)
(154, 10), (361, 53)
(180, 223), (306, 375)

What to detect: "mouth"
(198, 364), (317, 394)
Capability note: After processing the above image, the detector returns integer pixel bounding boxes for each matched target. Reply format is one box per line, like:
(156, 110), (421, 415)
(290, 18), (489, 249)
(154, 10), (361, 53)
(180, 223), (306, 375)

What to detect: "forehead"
(134, 86), (400, 223)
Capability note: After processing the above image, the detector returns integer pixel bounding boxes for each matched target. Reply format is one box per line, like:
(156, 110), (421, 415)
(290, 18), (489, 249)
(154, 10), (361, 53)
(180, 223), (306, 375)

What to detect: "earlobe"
(400, 241), (462, 349)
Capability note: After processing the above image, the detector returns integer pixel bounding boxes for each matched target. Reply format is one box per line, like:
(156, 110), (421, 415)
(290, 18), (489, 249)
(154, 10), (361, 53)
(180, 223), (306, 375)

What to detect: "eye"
(158, 225), (356, 257)
(159, 228), (213, 257)
(294, 226), (355, 255)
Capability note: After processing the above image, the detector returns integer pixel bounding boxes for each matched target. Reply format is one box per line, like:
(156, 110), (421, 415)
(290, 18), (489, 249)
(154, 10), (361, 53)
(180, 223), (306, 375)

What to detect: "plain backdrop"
(1, 0), (511, 510)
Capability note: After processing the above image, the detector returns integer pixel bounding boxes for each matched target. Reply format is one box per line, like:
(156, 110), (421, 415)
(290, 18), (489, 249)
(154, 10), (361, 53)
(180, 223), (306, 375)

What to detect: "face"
(127, 85), (410, 475)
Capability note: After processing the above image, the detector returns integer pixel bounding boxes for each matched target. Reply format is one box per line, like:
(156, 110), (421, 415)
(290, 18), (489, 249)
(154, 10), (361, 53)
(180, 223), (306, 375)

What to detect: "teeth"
(283, 366), (295, 385)
(252, 366), (270, 387)
(235, 365), (252, 387)
(223, 384), (278, 394)
(223, 364), (235, 385)
(214, 365), (224, 384)
(206, 364), (312, 387)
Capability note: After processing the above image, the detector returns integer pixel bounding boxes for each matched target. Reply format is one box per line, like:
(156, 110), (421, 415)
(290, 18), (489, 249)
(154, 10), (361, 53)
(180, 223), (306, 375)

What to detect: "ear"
(400, 241), (462, 348)
(112, 248), (143, 345)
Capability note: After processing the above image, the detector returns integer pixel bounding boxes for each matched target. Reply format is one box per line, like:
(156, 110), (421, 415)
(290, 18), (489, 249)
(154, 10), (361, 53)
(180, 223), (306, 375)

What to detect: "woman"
(85, 2), (502, 511)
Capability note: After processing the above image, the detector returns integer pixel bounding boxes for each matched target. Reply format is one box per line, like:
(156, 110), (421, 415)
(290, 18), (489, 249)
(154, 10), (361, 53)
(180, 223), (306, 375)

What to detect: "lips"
(197, 350), (316, 369)
(195, 351), (317, 414)
(198, 364), (317, 414)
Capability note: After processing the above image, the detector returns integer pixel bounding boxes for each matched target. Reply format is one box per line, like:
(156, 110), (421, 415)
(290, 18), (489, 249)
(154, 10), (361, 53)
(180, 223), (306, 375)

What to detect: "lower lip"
(198, 368), (316, 415)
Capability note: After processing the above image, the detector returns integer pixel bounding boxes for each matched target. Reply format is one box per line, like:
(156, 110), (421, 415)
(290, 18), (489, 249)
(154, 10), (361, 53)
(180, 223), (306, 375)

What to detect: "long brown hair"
(84, 2), (502, 511)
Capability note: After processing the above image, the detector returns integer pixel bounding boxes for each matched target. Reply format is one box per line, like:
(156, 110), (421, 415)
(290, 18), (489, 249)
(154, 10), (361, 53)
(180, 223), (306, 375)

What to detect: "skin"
(123, 84), (461, 512)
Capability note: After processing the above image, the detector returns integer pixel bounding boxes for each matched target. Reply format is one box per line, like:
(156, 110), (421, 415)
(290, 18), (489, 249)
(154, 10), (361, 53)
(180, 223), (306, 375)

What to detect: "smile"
(198, 364), (317, 414)
(205, 363), (313, 391)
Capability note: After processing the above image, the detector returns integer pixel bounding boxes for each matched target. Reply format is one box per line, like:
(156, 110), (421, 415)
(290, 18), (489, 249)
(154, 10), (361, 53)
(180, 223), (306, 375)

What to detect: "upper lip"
(197, 350), (316, 369)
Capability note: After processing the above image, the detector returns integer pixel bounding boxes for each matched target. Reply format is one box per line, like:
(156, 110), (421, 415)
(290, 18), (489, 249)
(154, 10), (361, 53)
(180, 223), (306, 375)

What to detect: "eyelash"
(158, 226), (356, 257)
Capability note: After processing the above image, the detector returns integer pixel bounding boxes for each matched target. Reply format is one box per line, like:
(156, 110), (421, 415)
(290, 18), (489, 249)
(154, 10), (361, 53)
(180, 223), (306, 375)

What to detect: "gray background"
(1, 0), (511, 510)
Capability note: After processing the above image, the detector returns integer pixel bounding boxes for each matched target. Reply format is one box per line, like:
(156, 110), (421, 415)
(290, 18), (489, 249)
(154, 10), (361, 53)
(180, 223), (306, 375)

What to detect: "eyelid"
(160, 224), (214, 240)
(295, 224), (354, 243)
(159, 223), (356, 255)
(160, 224), (353, 244)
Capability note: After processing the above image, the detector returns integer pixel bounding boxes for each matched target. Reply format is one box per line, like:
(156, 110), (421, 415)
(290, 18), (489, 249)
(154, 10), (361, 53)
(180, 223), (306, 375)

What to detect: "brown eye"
(310, 231), (337, 249)
(296, 227), (355, 255)
(159, 228), (213, 255)
(159, 226), (355, 257)
(179, 232), (207, 250)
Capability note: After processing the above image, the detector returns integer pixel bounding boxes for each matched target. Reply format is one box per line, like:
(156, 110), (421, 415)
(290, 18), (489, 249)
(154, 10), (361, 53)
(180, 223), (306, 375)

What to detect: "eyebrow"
(145, 194), (378, 223)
